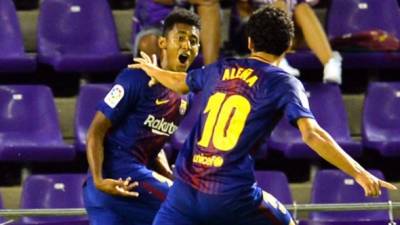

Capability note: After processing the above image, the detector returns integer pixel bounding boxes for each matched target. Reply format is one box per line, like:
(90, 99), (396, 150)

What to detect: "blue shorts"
(83, 168), (171, 225)
(152, 179), (295, 225)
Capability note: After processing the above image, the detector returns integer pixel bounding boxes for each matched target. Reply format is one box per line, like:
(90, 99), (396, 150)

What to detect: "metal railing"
(286, 201), (399, 224)
(0, 202), (399, 223)
(285, 201), (400, 211)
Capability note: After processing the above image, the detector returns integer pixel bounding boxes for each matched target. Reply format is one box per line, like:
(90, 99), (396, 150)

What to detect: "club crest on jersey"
(179, 99), (188, 115)
(104, 84), (124, 108)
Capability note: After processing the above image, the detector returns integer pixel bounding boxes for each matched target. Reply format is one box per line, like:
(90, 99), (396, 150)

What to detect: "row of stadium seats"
(0, 82), (399, 162)
(0, 170), (395, 225)
(1, 0), (400, 74)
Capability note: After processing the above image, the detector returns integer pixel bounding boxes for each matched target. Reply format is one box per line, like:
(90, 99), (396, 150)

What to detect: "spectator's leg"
(197, 1), (221, 64)
(294, 3), (342, 84)
(293, 2), (332, 64)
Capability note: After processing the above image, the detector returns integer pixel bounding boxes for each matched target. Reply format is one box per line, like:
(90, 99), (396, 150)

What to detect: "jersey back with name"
(175, 58), (313, 194)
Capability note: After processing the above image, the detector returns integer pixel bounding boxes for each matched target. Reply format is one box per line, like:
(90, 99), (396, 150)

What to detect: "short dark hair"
(247, 5), (294, 56)
(162, 9), (201, 36)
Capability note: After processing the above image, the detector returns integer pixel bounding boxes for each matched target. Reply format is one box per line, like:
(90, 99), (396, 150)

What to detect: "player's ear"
(289, 39), (294, 50)
(284, 39), (294, 53)
(247, 37), (254, 51)
(158, 36), (167, 49)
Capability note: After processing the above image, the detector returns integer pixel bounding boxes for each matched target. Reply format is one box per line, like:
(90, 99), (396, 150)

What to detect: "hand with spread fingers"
(95, 177), (139, 198)
(354, 171), (397, 197)
(130, 51), (160, 87)
(129, 51), (190, 94)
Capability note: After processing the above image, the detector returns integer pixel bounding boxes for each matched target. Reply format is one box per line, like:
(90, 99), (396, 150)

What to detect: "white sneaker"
(278, 58), (300, 77)
(323, 51), (342, 84)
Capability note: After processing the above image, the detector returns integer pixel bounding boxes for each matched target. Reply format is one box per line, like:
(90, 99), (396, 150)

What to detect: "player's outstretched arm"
(87, 112), (139, 197)
(297, 117), (397, 197)
(128, 52), (190, 95)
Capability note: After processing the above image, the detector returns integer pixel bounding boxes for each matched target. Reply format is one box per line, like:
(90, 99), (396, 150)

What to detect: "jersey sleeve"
(280, 77), (314, 127)
(183, 92), (193, 113)
(186, 64), (216, 93)
(97, 69), (144, 124)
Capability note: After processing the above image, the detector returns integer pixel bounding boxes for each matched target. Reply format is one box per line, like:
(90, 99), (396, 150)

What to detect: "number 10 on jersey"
(197, 92), (251, 151)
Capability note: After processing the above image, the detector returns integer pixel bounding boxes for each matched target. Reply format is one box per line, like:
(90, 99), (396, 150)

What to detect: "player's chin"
(176, 65), (189, 72)
(175, 61), (191, 71)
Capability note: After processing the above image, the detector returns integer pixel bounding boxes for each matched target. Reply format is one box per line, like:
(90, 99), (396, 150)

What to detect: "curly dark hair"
(247, 5), (295, 56)
(162, 9), (201, 36)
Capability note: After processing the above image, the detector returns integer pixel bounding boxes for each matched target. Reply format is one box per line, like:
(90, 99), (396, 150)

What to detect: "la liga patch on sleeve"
(104, 84), (125, 108)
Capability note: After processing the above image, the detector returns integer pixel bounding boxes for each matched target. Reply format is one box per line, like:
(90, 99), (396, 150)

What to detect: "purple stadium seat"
(283, 0), (400, 71)
(254, 171), (293, 204)
(0, 85), (75, 161)
(362, 82), (400, 156)
(285, 0), (400, 70)
(0, 0), (36, 73)
(327, 0), (400, 40)
(310, 170), (390, 222)
(37, 0), (130, 73)
(74, 84), (112, 152)
(268, 83), (361, 159)
(19, 174), (88, 225)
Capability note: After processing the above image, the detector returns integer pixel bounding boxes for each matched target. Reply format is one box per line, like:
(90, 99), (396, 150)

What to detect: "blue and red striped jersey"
(98, 69), (188, 179)
(175, 58), (314, 194)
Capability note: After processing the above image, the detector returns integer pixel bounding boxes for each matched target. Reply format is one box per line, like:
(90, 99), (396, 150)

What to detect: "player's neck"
(160, 54), (169, 70)
(249, 52), (281, 66)
(160, 54), (179, 72)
